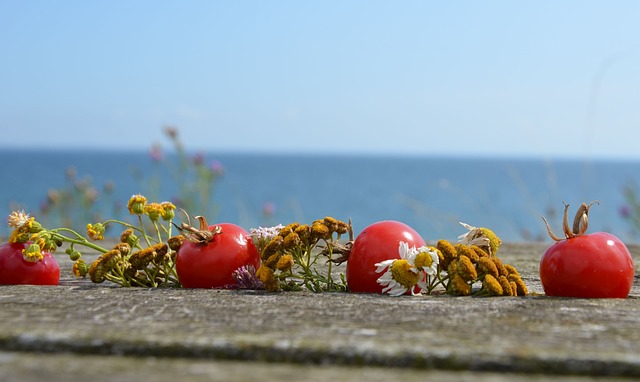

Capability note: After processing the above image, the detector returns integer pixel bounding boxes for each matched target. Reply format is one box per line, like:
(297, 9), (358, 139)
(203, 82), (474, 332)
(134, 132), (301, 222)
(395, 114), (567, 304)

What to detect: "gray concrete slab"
(0, 243), (638, 380)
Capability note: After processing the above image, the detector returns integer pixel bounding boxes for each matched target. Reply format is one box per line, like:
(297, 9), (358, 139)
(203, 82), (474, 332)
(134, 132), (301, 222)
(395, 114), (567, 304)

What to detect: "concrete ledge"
(0, 243), (639, 380)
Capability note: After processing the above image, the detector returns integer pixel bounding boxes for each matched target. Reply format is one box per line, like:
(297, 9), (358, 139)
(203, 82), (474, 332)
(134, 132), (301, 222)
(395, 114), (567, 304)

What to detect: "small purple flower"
(210, 160), (225, 175)
(262, 201), (275, 216)
(192, 152), (205, 166)
(619, 205), (631, 219)
(150, 144), (163, 162)
(229, 265), (264, 290)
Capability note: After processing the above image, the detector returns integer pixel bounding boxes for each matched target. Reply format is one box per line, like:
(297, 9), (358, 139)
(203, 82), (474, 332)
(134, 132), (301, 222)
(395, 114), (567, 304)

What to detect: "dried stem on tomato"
(172, 209), (222, 244)
(542, 201), (599, 241)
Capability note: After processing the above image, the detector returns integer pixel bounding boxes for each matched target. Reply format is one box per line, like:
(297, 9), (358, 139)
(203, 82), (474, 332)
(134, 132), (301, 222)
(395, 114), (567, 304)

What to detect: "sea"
(2, 149), (640, 243)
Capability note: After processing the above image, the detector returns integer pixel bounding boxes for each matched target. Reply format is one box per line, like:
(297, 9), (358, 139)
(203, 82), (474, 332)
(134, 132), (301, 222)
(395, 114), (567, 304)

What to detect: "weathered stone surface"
(0, 351), (633, 382)
(0, 243), (638, 381)
(3, 351), (634, 382)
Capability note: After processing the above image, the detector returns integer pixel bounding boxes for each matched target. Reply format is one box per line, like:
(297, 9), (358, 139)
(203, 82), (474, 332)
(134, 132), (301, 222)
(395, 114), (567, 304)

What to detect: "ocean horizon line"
(2, 146), (639, 164)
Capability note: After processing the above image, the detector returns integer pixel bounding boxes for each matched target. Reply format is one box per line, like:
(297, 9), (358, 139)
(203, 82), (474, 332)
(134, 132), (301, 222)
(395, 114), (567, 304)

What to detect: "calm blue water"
(2, 149), (640, 242)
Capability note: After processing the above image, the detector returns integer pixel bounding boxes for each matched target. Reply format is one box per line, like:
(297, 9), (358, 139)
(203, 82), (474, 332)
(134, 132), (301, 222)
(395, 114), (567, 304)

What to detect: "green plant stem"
(105, 273), (126, 286)
(152, 221), (163, 244)
(51, 228), (109, 254)
(424, 272), (446, 293)
(102, 219), (143, 233)
(144, 266), (159, 288)
(323, 239), (334, 290)
(137, 215), (153, 246)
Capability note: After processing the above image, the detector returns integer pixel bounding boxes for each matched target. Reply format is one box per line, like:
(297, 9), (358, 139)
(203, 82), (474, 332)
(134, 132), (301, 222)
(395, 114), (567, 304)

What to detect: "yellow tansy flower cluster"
(126, 194), (176, 221)
(5, 195), (179, 287)
(66, 195), (180, 287)
(8, 212), (40, 245)
(86, 223), (105, 241)
(254, 217), (351, 292)
(436, 229), (528, 297)
(6, 212), (63, 262)
(74, 234), (177, 287)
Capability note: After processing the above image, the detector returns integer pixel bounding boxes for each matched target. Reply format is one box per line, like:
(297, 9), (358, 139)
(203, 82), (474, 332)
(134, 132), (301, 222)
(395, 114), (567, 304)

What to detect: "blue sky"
(1, 1), (639, 158)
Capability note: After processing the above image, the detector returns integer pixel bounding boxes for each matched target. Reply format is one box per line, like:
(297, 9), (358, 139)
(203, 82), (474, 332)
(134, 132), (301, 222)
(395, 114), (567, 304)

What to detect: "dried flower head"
(323, 216), (339, 232)
(491, 257), (508, 277)
(264, 253), (282, 270)
(498, 275), (514, 296)
(168, 235), (185, 251)
(120, 228), (139, 247)
(458, 222), (502, 256)
(112, 242), (131, 257)
(278, 223), (299, 238)
(283, 232), (301, 249)
(88, 249), (122, 283)
(436, 239), (457, 269)
(129, 244), (167, 270)
(256, 265), (279, 292)
(455, 255), (478, 282)
(311, 221), (330, 240)
(261, 236), (284, 260)
(504, 264), (520, 276)
(455, 244), (479, 263)
(508, 273), (529, 296)
(276, 254), (295, 272)
(471, 245), (489, 258)
(477, 257), (499, 278)
(481, 274), (504, 296)
(336, 220), (350, 235)
(448, 274), (471, 296)
(294, 224), (311, 243)
(7, 210), (31, 229)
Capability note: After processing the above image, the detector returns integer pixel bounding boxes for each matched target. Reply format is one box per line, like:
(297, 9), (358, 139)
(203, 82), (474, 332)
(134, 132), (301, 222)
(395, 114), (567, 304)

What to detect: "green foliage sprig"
(7, 195), (182, 287)
(250, 217), (353, 292)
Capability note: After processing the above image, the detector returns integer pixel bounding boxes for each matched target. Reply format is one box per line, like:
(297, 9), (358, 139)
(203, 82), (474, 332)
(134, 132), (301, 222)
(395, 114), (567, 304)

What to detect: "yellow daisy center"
(415, 252), (433, 269)
(390, 260), (419, 289)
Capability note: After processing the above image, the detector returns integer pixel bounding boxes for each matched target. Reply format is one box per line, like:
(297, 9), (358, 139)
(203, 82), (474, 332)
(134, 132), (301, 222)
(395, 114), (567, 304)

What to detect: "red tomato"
(346, 220), (426, 293)
(176, 223), (260, 288)
(540, 232), (634, 298)
(0, 242), (60, 285)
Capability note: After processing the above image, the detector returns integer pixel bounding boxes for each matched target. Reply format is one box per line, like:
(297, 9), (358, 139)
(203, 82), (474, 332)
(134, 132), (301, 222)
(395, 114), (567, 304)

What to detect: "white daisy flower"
(415, 246), (440, 275)
(374, 241), (421, 296)
(414, 246), (440, 291)
(397, 241), (419, 270)
(376, 268), (413, 296)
